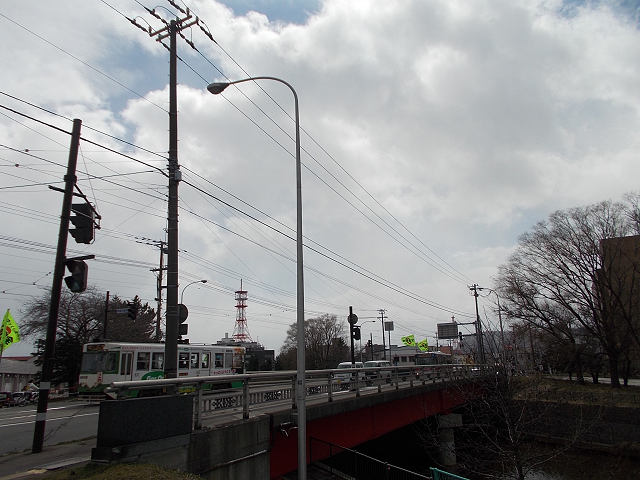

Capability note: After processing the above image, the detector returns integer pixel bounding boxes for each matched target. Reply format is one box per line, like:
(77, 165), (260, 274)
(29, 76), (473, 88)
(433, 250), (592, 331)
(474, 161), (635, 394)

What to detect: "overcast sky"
(1, 0), (639, 357)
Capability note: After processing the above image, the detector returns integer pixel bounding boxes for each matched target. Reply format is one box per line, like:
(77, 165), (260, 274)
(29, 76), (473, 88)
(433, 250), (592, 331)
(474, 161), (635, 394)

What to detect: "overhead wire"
(1, 6), (476, 323)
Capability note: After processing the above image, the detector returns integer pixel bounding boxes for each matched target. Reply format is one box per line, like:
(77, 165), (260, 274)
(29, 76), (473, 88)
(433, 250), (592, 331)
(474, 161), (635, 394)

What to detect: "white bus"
(78, 342), (245, 397)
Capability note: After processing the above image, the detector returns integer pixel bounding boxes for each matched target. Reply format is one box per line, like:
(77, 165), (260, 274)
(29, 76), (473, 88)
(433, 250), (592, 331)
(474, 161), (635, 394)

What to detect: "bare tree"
(21, 287), (156, 386)
(494, 199), (640, 388)
(276, 314), (349, 370)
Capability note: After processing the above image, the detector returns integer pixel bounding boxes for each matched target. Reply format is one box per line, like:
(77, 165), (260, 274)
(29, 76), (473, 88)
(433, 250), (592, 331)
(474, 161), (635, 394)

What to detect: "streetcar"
(78, 342), (245, 397)
(414, 351), (452, 366)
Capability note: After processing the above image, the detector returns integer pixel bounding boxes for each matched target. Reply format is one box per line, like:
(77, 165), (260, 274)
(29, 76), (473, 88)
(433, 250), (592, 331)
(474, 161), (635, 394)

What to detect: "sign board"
(348, 313), (358, 325)
(116, 308), (128, 314)
(178, 324), (188, 336)
(437, 323), (459, 339)
(384, 321), (394, 331)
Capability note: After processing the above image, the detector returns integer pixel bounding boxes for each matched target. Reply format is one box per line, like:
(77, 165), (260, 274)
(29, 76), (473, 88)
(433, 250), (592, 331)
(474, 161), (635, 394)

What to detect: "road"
(0, 400), (99, 455)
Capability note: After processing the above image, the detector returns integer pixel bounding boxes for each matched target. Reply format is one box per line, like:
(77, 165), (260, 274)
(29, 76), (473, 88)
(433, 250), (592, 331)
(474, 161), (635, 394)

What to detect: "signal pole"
(32, 119), (82, 453)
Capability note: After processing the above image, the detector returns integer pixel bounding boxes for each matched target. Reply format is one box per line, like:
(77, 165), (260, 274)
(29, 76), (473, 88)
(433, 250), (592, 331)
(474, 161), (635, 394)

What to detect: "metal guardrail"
(107, 364), (480, 429)
(430, 468), (470, 480)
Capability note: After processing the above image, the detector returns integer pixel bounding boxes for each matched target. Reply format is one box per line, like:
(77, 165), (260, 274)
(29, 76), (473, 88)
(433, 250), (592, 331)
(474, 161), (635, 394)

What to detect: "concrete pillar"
(437, 414), (462, 467)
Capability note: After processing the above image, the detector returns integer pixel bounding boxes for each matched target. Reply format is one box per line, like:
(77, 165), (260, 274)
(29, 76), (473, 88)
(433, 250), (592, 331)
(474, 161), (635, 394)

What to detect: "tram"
(78, 341), (245, 397)
(414, 351), (453, 366)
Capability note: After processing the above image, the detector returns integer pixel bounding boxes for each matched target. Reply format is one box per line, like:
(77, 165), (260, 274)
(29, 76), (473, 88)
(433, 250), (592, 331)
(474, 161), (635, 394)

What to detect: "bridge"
(91, 364), (482, 479)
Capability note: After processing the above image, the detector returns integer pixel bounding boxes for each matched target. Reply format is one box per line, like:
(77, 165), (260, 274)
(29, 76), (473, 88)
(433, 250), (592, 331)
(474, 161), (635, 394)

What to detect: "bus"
(414, 351), (452, 366)
(78, 342), (245, 397)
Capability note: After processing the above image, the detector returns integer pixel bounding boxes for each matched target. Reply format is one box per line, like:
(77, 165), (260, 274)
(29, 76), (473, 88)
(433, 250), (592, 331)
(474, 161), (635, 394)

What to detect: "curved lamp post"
(180, 279), (207, 305)
(208, 77), (307, 479)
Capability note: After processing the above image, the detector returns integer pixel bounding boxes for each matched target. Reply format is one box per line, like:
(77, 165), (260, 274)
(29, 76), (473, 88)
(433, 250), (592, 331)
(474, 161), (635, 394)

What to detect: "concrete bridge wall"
(92, 379), (475, 479)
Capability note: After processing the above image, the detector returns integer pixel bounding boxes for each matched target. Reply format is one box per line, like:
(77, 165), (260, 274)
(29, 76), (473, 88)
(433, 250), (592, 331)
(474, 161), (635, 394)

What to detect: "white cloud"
(1, 0), (640, 356)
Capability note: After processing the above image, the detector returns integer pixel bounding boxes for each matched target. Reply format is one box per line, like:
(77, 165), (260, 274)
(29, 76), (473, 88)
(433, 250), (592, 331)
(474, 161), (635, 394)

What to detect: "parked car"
(0, 391), (17, 407)
(363, 360), (393, 385)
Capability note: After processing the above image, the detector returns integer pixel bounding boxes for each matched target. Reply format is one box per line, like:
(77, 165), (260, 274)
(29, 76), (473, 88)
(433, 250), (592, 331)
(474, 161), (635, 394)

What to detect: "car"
(0, 391), (17, 407)
(363, 360), (393, 385)
(334, 361), (364, 390)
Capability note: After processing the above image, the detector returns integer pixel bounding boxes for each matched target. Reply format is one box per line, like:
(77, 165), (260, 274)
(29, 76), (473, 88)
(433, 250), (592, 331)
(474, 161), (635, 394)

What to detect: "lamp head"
(201, 279), (208, 284)
(207, 82), (230, 95)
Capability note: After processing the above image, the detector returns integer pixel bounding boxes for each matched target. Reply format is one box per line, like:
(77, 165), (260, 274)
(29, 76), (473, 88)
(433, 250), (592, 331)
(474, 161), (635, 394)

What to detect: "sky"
(1, 0), (639, 357)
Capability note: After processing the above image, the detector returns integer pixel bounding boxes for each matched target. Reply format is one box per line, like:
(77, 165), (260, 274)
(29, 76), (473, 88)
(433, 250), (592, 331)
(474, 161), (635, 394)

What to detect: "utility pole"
(378, 309), (387, 361)
(150, 241), (167, 342)
(103, 291), (109, 339)
(469, 284), (485, 365)
(145, 13), (196, 377)
(32, 119), (82, 454)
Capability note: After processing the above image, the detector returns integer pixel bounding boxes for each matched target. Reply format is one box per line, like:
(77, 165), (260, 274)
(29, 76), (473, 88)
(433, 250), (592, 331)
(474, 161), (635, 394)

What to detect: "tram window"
(409, 356), (415, 363)
(215, 353), (223, 368)
(190, 353), (199, 369)
(137, 352), (150, 371)
(152, 352), (164, 370)
(179, 352), (189, 369)
(225, 352), (232, 368)
(105, 352), (118, 373)
(201, 353), (210, 369)
(401, 356), (407, 363)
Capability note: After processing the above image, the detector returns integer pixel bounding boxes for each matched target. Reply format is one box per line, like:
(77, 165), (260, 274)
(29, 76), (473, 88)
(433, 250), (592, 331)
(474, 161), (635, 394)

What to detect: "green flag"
(417, 338), (429, 351)
(401, 334), (415, 346)
(1, 310), (20, 351)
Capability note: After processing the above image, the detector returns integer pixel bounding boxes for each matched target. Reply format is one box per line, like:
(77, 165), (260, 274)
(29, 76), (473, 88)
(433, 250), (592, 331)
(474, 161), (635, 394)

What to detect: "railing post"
(327, 372), (333, 403)
(243, 378), (250, 419)
(292, 373), (297, 408)
(195, 381), (203, 429)
(355, 368), (361, 397)
(377, 369), (382, 393)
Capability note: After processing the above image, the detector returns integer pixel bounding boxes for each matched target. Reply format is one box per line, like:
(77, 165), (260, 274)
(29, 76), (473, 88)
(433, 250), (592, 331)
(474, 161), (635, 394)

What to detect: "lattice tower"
(233, 280), (253, 342)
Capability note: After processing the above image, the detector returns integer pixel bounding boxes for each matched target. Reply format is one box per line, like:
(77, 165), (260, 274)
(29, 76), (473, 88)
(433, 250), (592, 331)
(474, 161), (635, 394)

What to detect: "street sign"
(116, 308), (128, 314)
(384, 321), (394, 331)
(348, 313), (358, 325)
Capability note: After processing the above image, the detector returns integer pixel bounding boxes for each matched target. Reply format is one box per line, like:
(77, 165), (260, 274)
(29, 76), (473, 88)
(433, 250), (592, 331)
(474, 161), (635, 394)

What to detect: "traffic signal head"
(351, 326), (361, 341)
(127, 302), (138, 320)
(69, 203), (94, 244)
(64, 259), (88, 293)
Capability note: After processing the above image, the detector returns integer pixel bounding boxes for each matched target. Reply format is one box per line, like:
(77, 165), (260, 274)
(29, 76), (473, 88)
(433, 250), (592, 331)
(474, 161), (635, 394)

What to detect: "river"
(355, 421), (640, 480)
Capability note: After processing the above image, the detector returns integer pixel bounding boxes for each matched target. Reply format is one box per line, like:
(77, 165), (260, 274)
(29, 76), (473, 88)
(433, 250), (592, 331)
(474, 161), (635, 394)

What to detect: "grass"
(43, 463), (202, 479)
(513, 375), (640, 406)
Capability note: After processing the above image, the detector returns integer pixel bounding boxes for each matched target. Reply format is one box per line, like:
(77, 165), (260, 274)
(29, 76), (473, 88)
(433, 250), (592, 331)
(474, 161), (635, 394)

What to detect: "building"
(0, 356), (40, 392)
(217, 333), (275, 371)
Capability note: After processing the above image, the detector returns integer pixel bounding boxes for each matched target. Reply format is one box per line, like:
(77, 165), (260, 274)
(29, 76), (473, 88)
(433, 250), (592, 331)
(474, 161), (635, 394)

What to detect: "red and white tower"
(233, 280), (253, 342)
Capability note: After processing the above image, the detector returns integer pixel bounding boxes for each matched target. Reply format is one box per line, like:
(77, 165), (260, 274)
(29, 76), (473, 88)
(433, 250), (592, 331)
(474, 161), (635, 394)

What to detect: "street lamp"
(180, 279), (207, 305)
(207, 77), (307, 479)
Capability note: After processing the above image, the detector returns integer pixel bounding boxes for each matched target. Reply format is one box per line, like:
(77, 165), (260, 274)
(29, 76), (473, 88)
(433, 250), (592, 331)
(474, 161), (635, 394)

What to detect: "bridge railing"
(107, 364), (480, 429)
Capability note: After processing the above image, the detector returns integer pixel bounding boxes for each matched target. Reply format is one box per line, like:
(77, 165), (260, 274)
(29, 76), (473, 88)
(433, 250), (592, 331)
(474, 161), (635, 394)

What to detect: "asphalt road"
(0, 399), (99, 455)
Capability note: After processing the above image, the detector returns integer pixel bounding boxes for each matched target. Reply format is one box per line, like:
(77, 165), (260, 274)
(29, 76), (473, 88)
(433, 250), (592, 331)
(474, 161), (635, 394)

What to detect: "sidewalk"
(0, 439), (94, 480)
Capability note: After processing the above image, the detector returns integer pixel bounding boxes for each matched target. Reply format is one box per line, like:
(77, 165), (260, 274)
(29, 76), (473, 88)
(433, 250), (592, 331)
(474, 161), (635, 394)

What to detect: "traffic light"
(127, 302), (138, 320)
(351, 325), (361, 341)
(64, 259), (88, 293)
(459, 332), (463, 342)
(69, 203), (94, 244)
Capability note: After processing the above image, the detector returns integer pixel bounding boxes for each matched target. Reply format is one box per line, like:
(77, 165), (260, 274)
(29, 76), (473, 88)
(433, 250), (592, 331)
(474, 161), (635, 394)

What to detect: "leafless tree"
(494, 198), (640, 388)
(276, 314), (349, 370)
